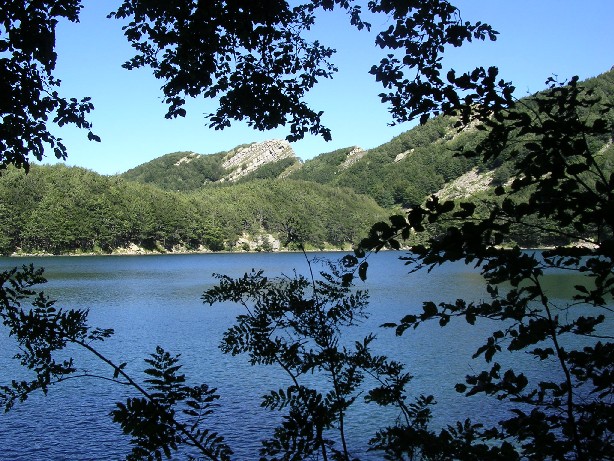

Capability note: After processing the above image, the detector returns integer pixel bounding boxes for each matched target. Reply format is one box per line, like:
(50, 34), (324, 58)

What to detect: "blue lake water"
(0, 251), (608, 460)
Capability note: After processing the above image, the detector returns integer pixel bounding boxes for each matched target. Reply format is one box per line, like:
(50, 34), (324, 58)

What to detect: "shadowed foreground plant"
(201, 253), (521, 461)
(201, 257), (407, 461)
(349, 75), (614, 460)
(0, 264), (231, 461)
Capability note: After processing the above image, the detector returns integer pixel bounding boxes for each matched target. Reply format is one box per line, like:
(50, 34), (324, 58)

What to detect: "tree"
(201, 256), (419, 460)
(0, 0), (99, 171)
(1, 1), (612, 461)
(350, 75), (614, 460)
(0, 264), (233, 460)
(2, 0), (502, 168)
(109, 0), (502, 141)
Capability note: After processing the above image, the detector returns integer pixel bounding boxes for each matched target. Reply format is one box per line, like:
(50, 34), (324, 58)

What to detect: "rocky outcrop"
(340, 147), (366, 169)
(435, 168), (494, 200)
(394, 148), (414, 162)
(221, 140), (296, 181)
(173, 153), (199, 166)
(234, 232), (282, 252)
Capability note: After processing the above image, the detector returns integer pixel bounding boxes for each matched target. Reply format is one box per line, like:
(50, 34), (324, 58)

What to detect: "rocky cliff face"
(434, 168), (494, 200)
(221, 139), (296, 181)
(340, 147), (366, 169)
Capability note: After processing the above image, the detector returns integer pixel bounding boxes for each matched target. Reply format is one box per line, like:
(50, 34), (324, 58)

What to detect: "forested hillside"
(120, 116), (480, 208)
(120, 150), (228, 190)
(288, 116), (479, 207)
(120, 70), (614, 212)
(0, 165), (387, 255)
(121, 140), (300, 190)
(1, 70), (612, 255)
(290, 70), (614, 208)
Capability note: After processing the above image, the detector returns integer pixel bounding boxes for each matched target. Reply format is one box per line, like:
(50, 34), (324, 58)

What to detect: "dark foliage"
(351, 75), (614, 460)
(110, 0), (338, 142)
(0, 265), (232, 461)
(109, 0), (499, 142)
(202, 255), (432, 461)
(0, 0), (99, 171)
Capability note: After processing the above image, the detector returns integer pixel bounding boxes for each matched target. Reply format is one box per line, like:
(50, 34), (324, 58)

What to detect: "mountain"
(288, 115), (475, 208)
(121, 113), (486, 210)
(121, 70), (614, 211)
(1, 69), (612, 255)
(121, 140), (299, 190)
(118, 103), (493, 212)
(119, 115), (480, 210)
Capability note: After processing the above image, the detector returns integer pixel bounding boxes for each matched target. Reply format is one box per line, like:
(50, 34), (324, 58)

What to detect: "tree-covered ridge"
(291, 69), (614, 209)
(119, 115), (474, 206)
(0, 164), (387, 255)
(291, 115), (479, 207)
(121, 150), (228, 191)
(120, 141), (301, 190)
(2, 70), (612, 256)
(115, 69), (614, 212)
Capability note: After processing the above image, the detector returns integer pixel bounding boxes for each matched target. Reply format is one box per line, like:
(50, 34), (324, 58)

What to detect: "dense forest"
(1, 70), (612, 256)
(0, 164), (387, 255)
(119, 115), (479, 208)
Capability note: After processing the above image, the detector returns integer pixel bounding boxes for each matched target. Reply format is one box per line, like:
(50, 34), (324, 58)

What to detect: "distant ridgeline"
(0, 70), (612, 255)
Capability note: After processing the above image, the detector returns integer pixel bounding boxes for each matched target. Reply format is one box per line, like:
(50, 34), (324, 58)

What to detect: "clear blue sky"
(48, 1), (614, 175)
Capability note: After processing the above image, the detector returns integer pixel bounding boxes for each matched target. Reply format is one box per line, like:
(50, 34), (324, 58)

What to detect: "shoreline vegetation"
(6, 242), (357, 257)
(7, 241), (597, 258)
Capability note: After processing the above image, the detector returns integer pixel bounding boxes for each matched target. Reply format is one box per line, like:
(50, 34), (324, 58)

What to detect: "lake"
(0, 251), (607, 460)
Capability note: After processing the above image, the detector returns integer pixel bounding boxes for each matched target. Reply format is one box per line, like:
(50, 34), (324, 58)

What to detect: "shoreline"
(4, 240), (596, 258)
(5, 246), (589, 258)
(6, 246), (355, 258)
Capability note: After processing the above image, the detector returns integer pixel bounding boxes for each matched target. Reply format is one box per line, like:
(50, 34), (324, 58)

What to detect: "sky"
(47, 1), (614, 175)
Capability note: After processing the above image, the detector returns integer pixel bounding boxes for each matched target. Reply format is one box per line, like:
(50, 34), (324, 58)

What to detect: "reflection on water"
(0, 252), (609, 460)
